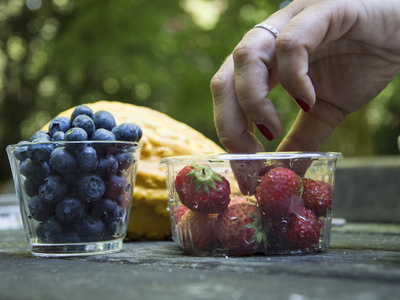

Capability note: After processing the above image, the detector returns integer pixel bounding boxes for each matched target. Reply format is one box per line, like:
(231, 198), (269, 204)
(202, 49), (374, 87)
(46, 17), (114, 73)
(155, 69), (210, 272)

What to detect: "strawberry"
(173, 204), (188, 223)
(228, 196), (248, 206)
(302, 178), (332, 215)
(281, 206), (320, 250)
(177, 210), (216, 252)
(175, 164), (230, 213)
(215, 202), (267, 256)
(255, 167), (303, 219)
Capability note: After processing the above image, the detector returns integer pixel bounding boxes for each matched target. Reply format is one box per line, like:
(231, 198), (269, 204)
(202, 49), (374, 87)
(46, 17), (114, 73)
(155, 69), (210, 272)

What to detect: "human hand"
(211, 0), (400, 154)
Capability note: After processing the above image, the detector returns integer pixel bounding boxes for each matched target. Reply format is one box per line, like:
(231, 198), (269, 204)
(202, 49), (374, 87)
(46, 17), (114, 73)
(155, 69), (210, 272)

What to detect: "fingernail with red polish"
(294, 98), (310, 112)
(256, 124), (274, 141)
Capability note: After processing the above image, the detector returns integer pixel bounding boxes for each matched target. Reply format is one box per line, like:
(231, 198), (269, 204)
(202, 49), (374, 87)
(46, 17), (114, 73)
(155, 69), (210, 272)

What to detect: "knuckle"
(210, 72), (228, 97)
(275, 32), (299, 53)
(232, 42), (257, 65)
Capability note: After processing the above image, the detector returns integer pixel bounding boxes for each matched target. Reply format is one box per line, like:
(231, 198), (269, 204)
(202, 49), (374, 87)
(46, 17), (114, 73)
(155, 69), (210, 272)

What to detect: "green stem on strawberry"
(244, 211), (268, 252)
(298, 175), (304, 197)
(186, 163), (222, 194)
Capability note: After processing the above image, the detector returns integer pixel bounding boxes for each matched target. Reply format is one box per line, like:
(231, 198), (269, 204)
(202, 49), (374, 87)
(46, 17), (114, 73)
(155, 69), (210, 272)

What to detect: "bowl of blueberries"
(6, 105), (142, 257)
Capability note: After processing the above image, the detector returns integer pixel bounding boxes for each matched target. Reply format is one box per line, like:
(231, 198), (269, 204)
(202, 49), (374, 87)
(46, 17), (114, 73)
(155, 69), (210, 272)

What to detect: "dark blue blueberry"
(64, 127), (88, 152)
(111, 193), (125, 206)
(97, 154), (118, 178)
(64, 127), (88, 142)
(55, 197), (86, 222)
(19, 159), (51, 184)
(104, 221), (119, 239)
(51, 131), (65, 141)
(104, 173), (128, 200)
(41, 215), (66, 243)
(91, 128), (116, 141)
(92, 198), (123, 223)
(111, 123), (142, 142)
(13, 141), (29, 161)
(75, 215), (105, 242)
(30, 131), (51, 142)
(24, 178), (39, 197)
(70, 105), (93, 125)
(92, 110), (116, 131)
(62, 230), (81, 243)
(38, 175), (68, 204)
(72, 114), (95, 137)
(91, 129), (116, 154)
(27, 139), (54, 163)
(115, 152), (134, 170)
(49, 147), (77, 174)
(28, 194), (55, 222)
(76, 173), (105, 203)
(48, 116), (71, 136)
(61, 171), (79, 188)
(77, 145), (98, 173)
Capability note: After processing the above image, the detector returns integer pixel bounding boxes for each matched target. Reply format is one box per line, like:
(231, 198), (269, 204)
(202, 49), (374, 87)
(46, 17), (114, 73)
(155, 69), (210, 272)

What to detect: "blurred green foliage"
(0, 0), (399, 181)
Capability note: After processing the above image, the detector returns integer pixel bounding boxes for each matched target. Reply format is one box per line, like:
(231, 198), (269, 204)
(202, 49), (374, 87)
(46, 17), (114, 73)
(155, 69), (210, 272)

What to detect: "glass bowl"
(161, 152), (343, 256)
(6, 140), (141, 257)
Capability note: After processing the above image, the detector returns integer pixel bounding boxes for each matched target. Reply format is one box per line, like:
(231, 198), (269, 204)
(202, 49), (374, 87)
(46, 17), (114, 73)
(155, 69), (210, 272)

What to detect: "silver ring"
(254, 23), (280, 38)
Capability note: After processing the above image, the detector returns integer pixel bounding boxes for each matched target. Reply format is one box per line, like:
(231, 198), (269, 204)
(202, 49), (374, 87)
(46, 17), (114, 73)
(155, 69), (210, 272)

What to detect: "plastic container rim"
(161, 151), (343, 165)
(7, 140), (142, 151)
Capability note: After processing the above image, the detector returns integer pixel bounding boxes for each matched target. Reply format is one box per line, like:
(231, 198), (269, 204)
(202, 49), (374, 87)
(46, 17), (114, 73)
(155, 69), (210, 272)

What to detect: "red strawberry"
(228, 196), (248, 206)
(302, 178), (332, 215)
(175, 164), (230, 213)
(215, 202), (267, 256)
(282, 207), (320, 250)
(177, 210), (216, 252)
(255, 167), (303, 219)
(173, 204), (188, 223)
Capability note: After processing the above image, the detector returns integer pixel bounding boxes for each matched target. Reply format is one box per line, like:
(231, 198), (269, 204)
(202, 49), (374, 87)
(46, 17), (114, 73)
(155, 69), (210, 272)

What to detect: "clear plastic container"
(7, 141), (141, 257)
(161, 152), (343, 256)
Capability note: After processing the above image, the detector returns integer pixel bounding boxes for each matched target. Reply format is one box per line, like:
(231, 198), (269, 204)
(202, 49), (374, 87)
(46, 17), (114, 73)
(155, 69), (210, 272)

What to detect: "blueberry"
(28, 194), (54, 222)
(76, 173), (105, 203)
(77, 145), (98, 173)
(27, 139), (54, 163)
(92, 198), (123, 223)
(23, 178), (39, 197)
(60, 229), (81, 243)
(115, 152), (134, 170)
(111, 194), (125, 206)
(91, 128), (116, 141)
(92, 110), (116, 131)
(72, 114), (95, 137)
(111, 123), (142, 142)
(13, 141), (29, 161)
(75, 215), (105, 242)
(64, 127), (88, 142)
(70, 105), (93, 125)
(48, 116), (71, 136)
(55, 197), (85, 222)
(38, 175), (68, 204)
(60, 171), (79, 188)
(104, 173), (128, 200)
(49, 147), (77, 174)
(97, 153), (118, 178)
(19, 159), (51, 184)
(41, 215), (67, 243)
(104, 221), (119, 239)
(51, 131), (65, 141)
(30, 131), (51, 142)
(63, 127), (88, 152)
(91, 129), (116, 154)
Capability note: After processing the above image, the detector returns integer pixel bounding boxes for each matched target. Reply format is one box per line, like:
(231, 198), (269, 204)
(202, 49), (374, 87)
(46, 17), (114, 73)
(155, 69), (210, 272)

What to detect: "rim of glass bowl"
(7, 140), (142, 151)
(161, 151), (343, 165)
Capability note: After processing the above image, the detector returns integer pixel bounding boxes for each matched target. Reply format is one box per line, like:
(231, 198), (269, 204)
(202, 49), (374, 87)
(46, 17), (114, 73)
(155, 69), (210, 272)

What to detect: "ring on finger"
(253, 23), (280, 38)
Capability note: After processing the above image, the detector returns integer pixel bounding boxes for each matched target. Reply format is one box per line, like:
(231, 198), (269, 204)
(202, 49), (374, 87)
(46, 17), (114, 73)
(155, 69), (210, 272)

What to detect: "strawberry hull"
(161, 152), (343, 256)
